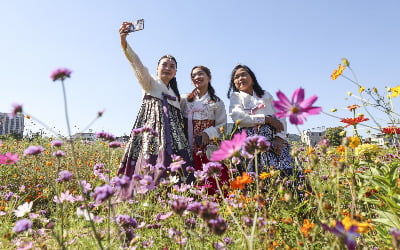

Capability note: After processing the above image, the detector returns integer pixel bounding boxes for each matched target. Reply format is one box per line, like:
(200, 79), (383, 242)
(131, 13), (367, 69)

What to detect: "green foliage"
(325, 126), (345, 146)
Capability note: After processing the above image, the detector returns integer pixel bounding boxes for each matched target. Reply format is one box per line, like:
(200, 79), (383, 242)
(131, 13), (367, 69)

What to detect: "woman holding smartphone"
(180, 66), (229, 195)
(117, 21), (194, 193)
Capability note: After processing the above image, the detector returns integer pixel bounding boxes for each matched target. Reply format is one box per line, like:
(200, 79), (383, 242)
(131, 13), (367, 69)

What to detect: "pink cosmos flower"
(50, 68), (72, 81)
(210, 130), (247, 161)
(273, 87), (322, 125)
(0, 152), (19, 165)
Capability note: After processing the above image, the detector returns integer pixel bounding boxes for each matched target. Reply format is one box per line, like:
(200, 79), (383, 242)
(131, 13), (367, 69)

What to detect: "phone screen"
(125, 19), (144, 33)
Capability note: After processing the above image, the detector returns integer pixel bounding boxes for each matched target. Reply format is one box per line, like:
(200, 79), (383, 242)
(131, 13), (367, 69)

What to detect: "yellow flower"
(330, 108), (337, 112)
(341, 58), (350, 66)
(372, 87), (378, 93)
(390, 85), (400, 97)
(348, 136), (361, 149)
(331, 64), (346, 80)
(355, 144), (381, 157)
(358, 86), (365, 93)
(259, 172), (271, 180)
(347, 92), (352, 96)
(341, 216), (373, 233)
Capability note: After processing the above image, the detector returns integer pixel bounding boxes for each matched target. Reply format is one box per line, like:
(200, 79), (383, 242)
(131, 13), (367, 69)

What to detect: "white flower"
(168, 175), (179, 184)
(14, 201), (33, 217)
(76, 207), (94, 221)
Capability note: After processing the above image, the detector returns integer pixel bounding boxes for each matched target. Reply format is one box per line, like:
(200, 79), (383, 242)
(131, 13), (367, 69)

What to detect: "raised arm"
(119, 22), (152, 91)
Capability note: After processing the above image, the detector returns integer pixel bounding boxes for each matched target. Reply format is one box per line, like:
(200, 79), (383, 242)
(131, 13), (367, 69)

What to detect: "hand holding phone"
(124, 19), (144, 33)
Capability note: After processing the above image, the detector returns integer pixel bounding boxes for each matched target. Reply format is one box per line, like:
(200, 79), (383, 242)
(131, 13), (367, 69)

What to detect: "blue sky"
(1, 1), (399, 138)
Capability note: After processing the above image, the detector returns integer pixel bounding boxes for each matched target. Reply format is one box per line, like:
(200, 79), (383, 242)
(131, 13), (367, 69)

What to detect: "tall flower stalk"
(50, 68), (104, 250)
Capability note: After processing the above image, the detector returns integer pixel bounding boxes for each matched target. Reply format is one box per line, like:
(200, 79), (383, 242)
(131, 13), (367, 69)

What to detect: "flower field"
(1, 60), (400, 249)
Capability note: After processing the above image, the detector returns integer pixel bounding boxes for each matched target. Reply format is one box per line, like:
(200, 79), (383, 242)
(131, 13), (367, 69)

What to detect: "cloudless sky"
(1, 1), (399, 138)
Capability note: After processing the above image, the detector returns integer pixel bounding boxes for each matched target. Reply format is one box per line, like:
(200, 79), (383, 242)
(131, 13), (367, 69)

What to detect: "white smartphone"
(125, 19), (144, 33)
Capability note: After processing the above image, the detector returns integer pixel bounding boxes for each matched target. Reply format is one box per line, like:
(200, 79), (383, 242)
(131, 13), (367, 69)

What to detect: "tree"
(325, 127), (345, 146)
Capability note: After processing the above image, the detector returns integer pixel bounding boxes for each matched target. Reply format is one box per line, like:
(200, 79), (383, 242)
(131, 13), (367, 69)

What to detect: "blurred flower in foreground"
(331, 64), (346, 80)
(322, 220), (359, 250)
(390, 85), (400, 98)
(273, 87), (322, 125)
(382, 126), (400, 135)
(358, 86), (365, 93)
(355, 144), (381, 157)
(210, 130), (247, 161)
(9, 103), (23, 118)
(13, 218), (33, 233)
(50, 68), (72, 81)
(0, 152), (19, 165)
(340, 116), (369, 128)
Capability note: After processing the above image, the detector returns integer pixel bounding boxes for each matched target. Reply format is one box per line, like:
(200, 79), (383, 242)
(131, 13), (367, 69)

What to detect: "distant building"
(369, 133), (400, 147)
(301, 128), (325, 147)
(73, 132), (95, 141)
(0, 113), (24, 136)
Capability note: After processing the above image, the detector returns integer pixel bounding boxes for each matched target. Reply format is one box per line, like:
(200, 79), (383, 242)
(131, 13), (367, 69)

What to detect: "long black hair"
(187, 65), (220, 103)
(158, 54), (181, 102)
(227, 64), (265, 98)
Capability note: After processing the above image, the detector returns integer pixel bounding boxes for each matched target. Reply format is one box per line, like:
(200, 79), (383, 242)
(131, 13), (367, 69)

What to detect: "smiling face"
(233, 67), (254, 95)
(191, 67), (210, 92)
(157, 57), (177, 85)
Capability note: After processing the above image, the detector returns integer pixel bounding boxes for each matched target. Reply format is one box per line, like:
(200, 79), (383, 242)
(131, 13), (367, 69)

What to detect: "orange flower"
(281, 217), (293, 224)
(347, 104), (360, 111)
(331, 64), (346, 80)
(300, 219), (315, 237)
(259, 172), (271, 180)
(230, 172), (253, 190)
(348, 136), (361, 149)
(336, 145), (346, 154)
(340, 115), (369, 128)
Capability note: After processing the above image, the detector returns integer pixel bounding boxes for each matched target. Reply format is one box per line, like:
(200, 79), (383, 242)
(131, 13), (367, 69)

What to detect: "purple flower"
(52, 150), (66, 158)
(95, 131), (115, 141)
(13, 218), (32, 233)
(322, 221), (359, 250)
(211, 130), (247, 161)
(169, 155), (186, 172)
(108, 141), (121, 148)
(185, 218), (197, 229)
(51, 140), (63, 147)
(0, 152), (19, 165)
(50, 68), (72, 81)
(199, 201), (219, 221)
(4, 191), (14, 201)
(79, 180), (92, 194)
(56, 170), (73, 182)
(9, 103), (23, 118)
(155, 211), (173, 221)
(273, 87), (322, 125)
(169, 198), (188, 216)
(23, 145), (44, 156)
(203, 162), (224, 177)
(138, 175), (155, 193)
(208, 217), (228, 235)
(111, 175), (131, 189)
(243, 135), (271, 156)
(115, 214), (138, 228)
(92, 184), (114, 203)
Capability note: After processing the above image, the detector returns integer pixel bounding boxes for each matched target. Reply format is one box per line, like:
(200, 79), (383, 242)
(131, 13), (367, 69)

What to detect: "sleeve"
(203, 100), (227, 139)
(229, 93), (265, 127)
(264, 93), (287, 139)
(123, 43), (152, 91)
